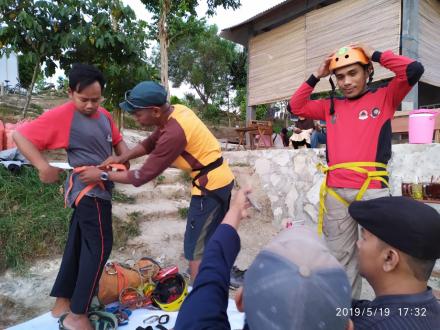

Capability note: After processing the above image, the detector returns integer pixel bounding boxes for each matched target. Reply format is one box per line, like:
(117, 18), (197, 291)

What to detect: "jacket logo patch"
(106, 134), (112, 142)
(371, 107), (381, 118)
(359, 110), (369, 120)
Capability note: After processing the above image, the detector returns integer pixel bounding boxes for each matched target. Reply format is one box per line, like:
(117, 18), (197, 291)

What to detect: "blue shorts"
(184, 181), (233, 260)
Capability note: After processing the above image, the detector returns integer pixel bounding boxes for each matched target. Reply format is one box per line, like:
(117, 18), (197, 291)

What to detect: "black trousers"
(50, 196), (113, 314)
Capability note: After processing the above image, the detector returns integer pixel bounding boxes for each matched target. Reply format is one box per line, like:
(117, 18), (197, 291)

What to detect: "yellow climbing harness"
(317, 162), (390, 235)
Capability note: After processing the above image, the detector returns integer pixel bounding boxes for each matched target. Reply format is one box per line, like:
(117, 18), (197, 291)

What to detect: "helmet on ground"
(152, 273), (188, 312)
(329, 46), (369, 72)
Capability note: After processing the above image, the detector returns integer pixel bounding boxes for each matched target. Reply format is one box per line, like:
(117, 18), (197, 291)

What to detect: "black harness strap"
(191, 157), (227, 210)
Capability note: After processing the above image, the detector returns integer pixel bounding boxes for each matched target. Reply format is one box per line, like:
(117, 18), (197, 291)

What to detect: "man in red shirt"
(289, 43), (424, 297)
(13, 64), (128, 330)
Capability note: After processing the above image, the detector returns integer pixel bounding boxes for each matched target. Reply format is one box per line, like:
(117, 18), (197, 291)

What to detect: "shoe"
(230, 265), (246, 289)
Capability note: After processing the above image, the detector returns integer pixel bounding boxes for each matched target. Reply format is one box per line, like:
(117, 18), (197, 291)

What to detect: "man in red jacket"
(289, 43), (424, 298)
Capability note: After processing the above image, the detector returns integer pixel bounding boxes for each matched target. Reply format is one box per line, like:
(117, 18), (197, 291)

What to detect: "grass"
(112, 190), (135, 204)
(0, 166), (71, 273)
(0, 166), (141, 273)
(155, 175), (166, 185)
(180, 171), (192, 183)
(178, 207), (189, 219)
(112, 213), (141, 249)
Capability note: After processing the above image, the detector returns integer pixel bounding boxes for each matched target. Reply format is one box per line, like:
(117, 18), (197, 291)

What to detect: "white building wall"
(0, 52), (19, 87)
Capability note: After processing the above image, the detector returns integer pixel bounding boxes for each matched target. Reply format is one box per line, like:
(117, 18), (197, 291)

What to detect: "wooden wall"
(419, 0), (440, 87)
(248, 0), (402, 106)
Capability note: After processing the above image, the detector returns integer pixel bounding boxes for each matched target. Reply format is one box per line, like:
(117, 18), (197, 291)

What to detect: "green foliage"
(123, 114), (141, 130)
(168, 19), (238, 112)
(141, 0), (240, 97)
(141, 0), (241, 36)
(229, 48), (247, 90)
(29, 103), (44, 114)
(0, 167), (71, 272)
(202, 104), (221, 124)
(170, 95), (184, 105)
(112, 190), (135, 204)
(112, 214), (140, 249)
(178, 207), (189, 219)
(256, 104), (268, 120)
(234, 87), (247, 121)
(56, 1), (158, 117)
(0, 0), (158, 120)
(155, 174), (166, 185)
(181, 93), (203, 112)
(180, 171), (192, 183)
(56, 76), (68, 91)
(33, 71), (47, 92)
(17, 54), (35, 89)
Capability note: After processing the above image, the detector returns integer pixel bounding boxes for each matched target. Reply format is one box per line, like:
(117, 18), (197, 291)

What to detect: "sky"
(51, 0), (286, 97)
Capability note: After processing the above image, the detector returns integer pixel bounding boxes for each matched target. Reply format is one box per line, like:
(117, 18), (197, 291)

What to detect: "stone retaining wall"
(224, 144), (440, 227)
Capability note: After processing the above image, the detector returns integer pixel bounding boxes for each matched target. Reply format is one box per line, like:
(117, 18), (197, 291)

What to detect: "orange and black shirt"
(127, 104), (234, 195)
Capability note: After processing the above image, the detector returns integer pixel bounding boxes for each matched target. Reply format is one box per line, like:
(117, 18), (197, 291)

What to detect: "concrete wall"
(224, 143), (440, 228)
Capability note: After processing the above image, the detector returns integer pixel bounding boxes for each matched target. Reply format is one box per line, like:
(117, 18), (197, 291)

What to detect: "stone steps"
(112, 199), (188, 222)
(115, 182), (189, 202)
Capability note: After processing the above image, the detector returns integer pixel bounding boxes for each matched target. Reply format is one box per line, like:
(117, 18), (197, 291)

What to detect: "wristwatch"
(100, 171), (109, 181)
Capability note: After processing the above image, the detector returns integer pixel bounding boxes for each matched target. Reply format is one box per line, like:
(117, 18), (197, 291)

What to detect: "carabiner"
(158, 314), (170, 325)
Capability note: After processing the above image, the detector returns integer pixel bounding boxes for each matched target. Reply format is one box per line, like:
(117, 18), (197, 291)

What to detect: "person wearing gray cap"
(78, 81), (238, 283)
(348, 196), (440, 329)
(175, 188), (354, 330)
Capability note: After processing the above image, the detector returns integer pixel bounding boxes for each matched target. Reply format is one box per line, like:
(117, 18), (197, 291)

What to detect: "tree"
(0, 0), (82, 116)
(140, 0), (240, 97)
(17, 54), (36, 89)
(59, 1), (158, 127)
(0, 0), (155, 121)
(168, 20), (237, 114)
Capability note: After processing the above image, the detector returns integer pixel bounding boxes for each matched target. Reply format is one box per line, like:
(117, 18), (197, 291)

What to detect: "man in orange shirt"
(80, 81), (235, 281)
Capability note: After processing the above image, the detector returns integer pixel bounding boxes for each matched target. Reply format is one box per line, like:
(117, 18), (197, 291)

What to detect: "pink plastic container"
(408, 109), (439, 144)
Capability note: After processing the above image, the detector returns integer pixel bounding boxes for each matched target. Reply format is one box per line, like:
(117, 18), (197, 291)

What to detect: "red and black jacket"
(289, 50), (424, 189)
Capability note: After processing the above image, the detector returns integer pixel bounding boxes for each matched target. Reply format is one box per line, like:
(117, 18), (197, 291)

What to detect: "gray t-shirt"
(17, 102), (122, 207)
(65, 111), (115, 206)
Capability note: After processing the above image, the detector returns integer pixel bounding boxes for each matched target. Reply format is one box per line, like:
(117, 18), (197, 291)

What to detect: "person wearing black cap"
(78, 81), (236, 283)
(348, 196), (440, 329)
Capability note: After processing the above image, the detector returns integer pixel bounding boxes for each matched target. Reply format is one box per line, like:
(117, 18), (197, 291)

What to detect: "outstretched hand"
(78, 167), (102, 185)
(100, 155), (130, 170)
(222, 187), (252, 230)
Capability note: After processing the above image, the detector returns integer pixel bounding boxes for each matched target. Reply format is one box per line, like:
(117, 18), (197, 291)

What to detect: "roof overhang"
(220, 0), (339, 46)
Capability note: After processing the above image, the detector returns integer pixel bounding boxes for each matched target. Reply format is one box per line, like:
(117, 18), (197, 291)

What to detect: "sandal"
(58, 313), (70, 330)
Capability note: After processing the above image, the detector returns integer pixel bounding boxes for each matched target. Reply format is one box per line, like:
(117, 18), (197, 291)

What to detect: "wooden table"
(235, 127), (258, 150)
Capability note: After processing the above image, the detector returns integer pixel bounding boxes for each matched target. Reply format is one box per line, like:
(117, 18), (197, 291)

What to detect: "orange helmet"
(329, 46), (369, 72)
